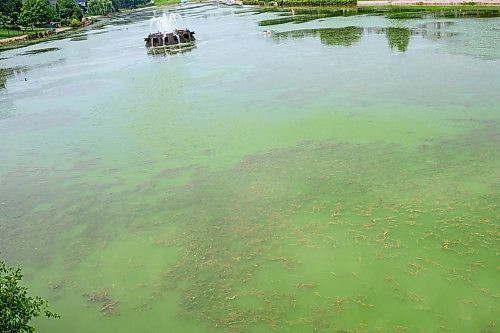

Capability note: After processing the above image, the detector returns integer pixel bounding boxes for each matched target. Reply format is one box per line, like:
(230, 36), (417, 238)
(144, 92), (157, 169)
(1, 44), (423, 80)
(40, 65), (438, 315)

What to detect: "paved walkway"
(55, 27), (72, 33)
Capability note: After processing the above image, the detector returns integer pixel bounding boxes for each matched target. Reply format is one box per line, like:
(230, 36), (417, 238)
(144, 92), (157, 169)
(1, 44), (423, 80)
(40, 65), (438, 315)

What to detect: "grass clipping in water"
(4, 123), (497, 332)
(141, 123), (499, 332)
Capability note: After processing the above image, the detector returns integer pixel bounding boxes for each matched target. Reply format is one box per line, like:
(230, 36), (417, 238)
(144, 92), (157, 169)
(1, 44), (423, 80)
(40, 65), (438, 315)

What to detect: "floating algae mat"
(0, 3), (499, 333)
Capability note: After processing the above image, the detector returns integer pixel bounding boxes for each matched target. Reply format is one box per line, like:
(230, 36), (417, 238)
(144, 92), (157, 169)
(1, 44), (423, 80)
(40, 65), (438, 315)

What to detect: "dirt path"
(358, 0), (500, 5)
(55, 27), (72, 33)
(0, 35), (29, 45)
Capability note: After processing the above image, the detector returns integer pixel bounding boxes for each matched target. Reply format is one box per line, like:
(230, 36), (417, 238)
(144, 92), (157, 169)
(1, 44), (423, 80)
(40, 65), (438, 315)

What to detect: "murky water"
(1, 4), (499, 332)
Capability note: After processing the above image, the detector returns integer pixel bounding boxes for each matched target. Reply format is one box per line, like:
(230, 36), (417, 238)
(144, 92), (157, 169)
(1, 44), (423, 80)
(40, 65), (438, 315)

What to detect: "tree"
(0, 0), (22, 23)
(87, 0), (115, 15)
(56, 0), (82, 24)
(111, 0), (120, 10)
(19, 0), (58, 27)
(0, 260), (59, 333)
(0, 12), (12, 27)
(113, 0), (150, 8)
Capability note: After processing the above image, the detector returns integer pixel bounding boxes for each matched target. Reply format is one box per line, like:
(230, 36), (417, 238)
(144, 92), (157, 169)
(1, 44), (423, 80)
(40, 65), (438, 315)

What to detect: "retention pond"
(1, 4), (499, 333)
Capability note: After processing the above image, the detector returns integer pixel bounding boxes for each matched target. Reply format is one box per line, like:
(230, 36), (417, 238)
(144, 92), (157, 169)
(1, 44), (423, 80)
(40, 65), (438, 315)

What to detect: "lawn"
(0, 27), (46, 39)
(0, 28), (27, 38)
(152, 0), (181, 6)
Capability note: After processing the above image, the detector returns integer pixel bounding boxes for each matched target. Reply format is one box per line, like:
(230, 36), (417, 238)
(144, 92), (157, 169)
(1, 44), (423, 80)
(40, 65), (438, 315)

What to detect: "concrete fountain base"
(145, 29), (195, 47)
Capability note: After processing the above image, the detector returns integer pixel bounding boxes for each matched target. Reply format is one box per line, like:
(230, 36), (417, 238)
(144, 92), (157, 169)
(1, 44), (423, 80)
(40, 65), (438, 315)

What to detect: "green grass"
(371, 5), (500, 10)
(364, 5), (500, 19)
(244, 0), (356, 6)
(0, 27), (43, 39)
(152, 0), (181, 6)
(245, 0), (500, 9)
(0, 28), (26, 39)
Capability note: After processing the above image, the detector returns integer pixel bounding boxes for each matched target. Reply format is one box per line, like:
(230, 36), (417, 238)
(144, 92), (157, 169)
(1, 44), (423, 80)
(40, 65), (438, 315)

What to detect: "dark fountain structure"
(145, 29), (195, 47)
(145, 13), (195, 49)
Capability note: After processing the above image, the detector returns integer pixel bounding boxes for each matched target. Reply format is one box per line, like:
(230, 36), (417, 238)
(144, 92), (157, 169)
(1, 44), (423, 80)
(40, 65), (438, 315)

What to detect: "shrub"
(0, 260), (59, 333)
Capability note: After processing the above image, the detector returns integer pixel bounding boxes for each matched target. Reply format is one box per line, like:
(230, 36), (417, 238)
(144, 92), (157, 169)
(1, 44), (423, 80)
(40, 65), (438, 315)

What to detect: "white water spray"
(149, 13), (182, 34)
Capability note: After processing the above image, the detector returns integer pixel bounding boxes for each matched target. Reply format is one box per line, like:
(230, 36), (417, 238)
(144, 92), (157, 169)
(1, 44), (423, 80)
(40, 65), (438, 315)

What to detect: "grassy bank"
(0, 29), (25, 38)
(242, 0), (500, 7)
(0, 28), (42, 39)
(0, 28), (77, 51)
(152, 0), (181, 6)
(0, 29), (56, 45)
(365, 5), (500, 18)
(243, 0), (357, 6)
(374, 4), (500, 9)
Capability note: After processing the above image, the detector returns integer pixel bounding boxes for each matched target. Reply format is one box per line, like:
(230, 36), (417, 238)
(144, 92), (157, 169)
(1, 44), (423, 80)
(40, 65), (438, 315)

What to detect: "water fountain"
(144, 13), (195, 48)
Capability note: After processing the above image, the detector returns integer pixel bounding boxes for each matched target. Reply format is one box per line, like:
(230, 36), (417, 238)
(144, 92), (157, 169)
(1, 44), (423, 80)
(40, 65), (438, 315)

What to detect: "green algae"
(9, 123), (498, 332)
(0, 4), (499, 333)
(142, 123), (499, 332)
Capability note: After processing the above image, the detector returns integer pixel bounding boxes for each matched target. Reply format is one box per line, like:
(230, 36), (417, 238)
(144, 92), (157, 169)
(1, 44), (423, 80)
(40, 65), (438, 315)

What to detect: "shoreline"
(0, 27), (73, 45)
(358, 0), (500, 5)
(1, 0), (499, 48)
(0, 35), (30, 45)
(0, 5), (156, 48)
(0, 25), (89, 48)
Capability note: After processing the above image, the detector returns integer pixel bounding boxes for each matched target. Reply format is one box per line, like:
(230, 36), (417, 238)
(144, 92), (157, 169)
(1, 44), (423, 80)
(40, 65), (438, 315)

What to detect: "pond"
(0, 4), (499, 333)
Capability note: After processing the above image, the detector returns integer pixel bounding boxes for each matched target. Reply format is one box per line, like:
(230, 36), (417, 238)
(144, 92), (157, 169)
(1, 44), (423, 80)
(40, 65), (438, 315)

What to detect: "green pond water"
(1, 4), (499, 332)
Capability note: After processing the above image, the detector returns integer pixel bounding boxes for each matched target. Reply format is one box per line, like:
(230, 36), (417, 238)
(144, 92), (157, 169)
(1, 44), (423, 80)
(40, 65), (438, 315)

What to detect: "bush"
(19, 0), (59, 27)
(87, 0), (116, 15)
(0, 260), (59, 333)
(57, 0), (83, 22)
(69, 17), (80, 26)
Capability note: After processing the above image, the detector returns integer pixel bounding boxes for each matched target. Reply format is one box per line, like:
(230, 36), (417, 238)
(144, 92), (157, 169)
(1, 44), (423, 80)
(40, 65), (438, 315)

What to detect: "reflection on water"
(420, 21), (454, 29)
(90, 30), (108, 35)
(146, 43), (197, 56)
(271, 21), (460, 51)
(0, 68), (14, 90)
(0, 66), (28, 91)
(259, 6), (500, 27)
(386, 27), (410, 52)
(21, 47), (60, 55)
(319, 26), (362, 46)
(418, 23), (458, 40)
(69, 35), (88, 41)
(274, 26), (363, 46)
(260, 7), (480, 53)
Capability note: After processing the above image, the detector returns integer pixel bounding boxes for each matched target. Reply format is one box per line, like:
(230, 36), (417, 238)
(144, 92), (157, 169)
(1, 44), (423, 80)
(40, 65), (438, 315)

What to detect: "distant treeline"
(112, 0), (151, 8)
(87, 0), (151, 16)
(242, 0), (357, 6)
(1, 0), (82, 28)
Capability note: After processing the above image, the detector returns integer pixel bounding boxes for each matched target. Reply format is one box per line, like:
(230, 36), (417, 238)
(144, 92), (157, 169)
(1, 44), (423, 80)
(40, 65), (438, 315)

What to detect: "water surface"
(0, 4), (499, 333)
